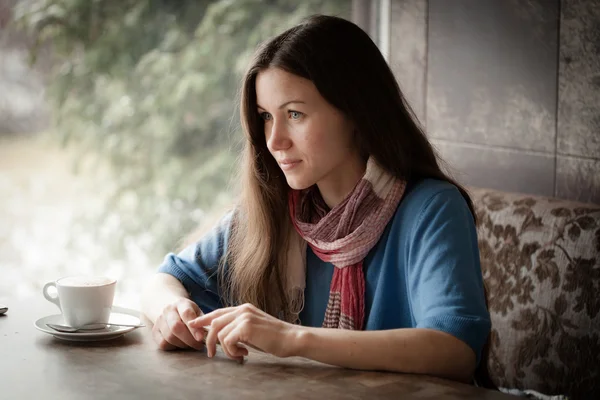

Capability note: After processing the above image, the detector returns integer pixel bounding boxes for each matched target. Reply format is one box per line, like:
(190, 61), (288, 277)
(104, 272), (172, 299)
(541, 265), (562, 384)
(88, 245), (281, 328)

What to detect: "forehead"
(255, 68), (317, 106)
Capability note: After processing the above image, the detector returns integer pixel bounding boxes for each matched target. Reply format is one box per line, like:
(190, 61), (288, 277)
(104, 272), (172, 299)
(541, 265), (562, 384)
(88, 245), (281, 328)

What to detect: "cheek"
(302, 132), (325, 152)
(311, 124), (353, 157)
(293, 123), (322, 152)
(296, 115), (354, 161)
(303, 135), (335, 165)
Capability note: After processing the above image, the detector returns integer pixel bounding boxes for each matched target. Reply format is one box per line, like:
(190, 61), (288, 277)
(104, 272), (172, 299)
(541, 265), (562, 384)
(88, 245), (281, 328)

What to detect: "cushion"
(470, 187), (600, 398)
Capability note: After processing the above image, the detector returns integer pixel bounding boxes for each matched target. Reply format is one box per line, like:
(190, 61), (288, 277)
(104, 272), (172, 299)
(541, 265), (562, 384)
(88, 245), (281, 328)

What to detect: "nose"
(266, 119), (292, 153)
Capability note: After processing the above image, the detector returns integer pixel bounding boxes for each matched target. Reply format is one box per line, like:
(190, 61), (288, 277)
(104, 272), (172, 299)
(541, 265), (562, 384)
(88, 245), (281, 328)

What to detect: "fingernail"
(194, 332), (202, 341)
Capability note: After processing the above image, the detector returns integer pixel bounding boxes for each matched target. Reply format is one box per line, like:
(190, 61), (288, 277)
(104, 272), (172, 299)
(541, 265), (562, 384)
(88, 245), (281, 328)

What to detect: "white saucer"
(34, 307), (142, 342)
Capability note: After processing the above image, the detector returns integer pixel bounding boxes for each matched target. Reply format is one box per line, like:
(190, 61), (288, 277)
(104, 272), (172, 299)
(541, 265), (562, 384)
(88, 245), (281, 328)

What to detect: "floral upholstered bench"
(470, 188), (599, 399)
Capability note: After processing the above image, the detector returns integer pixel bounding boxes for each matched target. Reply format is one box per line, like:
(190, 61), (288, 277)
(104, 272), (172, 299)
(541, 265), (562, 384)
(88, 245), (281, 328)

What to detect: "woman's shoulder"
(382, 178), (475, 253)
(388, 178), (470, 231)
(400, 178), (464, 212)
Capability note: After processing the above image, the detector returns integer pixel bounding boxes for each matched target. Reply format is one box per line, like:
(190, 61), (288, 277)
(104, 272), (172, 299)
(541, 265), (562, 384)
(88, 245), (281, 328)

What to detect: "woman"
(141, 15), (490, 383)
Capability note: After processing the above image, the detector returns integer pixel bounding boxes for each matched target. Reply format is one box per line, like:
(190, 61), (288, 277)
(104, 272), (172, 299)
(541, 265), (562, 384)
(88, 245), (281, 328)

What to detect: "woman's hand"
(187, 303), (301, 361)
(152, 297), (206, 351)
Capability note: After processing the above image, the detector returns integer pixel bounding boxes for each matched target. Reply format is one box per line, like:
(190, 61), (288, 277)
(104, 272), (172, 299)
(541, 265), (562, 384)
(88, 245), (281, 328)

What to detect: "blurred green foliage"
(15, 0), (350, 262)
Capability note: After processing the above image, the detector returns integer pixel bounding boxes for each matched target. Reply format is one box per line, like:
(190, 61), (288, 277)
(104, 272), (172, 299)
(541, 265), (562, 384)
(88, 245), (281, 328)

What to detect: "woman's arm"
(143, 210), (235, 325)
(293, 326), (476, 382)
(141, 273), (207, 350)
(188, 188), (487, 381)
(141, 273), (190, 324)
(287, 187), (485, 381)
(142, 212), (234, 350)
(188, 304), (477, 383)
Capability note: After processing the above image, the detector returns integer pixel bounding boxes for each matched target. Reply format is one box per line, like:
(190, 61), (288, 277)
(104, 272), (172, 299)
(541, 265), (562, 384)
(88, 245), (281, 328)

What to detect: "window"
(1, 0), (352, 306)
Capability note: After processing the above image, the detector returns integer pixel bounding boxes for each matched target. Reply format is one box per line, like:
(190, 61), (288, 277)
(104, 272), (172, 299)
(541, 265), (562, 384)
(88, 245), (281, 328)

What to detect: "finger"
(204, 323), (219, 358)
(227, 314), (253, 358)
(158, 317), (188, 349)
(216, 322), (236, 361)
(178, 300), (201, 323)
(177, 301), (205, 342)
(220, 322), (249, 361)
(153, 329), (177, 351)
(152, 317), (176, 350)
(216, 319), (246, 362)
(188, 306), (239, 327)
(204, 312), (239, 358)
(166, 310), (204, 351)
(152, 316), (178, 351)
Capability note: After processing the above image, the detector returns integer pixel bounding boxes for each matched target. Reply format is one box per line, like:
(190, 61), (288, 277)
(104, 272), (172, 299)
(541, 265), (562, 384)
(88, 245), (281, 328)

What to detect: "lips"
(278, 159), (302, 171)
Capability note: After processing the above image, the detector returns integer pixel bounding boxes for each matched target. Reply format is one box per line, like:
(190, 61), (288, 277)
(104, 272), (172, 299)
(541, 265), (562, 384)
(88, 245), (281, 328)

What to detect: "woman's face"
(255, 67), (364, 198)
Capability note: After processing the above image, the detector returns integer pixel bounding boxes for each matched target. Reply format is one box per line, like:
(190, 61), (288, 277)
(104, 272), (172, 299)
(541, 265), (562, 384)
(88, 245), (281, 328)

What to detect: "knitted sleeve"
(157, 211), (234, 313)
(407, 186), (491, 366)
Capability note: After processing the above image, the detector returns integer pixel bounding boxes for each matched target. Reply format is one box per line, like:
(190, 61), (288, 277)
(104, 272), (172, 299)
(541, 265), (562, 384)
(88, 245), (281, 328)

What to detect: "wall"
(388, 0), (600, 204)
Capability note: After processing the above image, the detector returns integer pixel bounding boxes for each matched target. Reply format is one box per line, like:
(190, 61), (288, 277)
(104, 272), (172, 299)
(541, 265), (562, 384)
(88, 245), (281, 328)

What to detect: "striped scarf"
(287, 158), (406, 330)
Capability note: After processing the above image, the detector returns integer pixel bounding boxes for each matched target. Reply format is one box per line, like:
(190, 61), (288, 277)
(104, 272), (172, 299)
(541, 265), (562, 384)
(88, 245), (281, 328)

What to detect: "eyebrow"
(256, 100), (305, 110)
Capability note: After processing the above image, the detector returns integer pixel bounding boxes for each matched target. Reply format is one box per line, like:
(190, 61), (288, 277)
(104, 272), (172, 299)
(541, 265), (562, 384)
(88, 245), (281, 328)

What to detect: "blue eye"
(289, 111), (303, 120)
(260, 112), (272, 121)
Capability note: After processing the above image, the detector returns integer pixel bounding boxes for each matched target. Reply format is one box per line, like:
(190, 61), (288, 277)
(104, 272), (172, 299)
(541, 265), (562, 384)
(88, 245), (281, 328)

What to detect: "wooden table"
(0, 298), (516, 399)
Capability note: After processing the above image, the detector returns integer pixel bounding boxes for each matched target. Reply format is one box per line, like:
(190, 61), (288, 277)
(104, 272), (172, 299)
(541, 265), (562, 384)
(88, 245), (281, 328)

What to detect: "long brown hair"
(223, 15), (476, 319)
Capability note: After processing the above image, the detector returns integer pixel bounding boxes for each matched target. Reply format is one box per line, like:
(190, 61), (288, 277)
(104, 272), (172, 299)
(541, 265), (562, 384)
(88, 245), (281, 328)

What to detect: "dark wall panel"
(432, 139), (555, 196)
(389, 0), (427, 123)
(427, 0), (559, 152)
(556, 156), (600, 204)
(388, 0), (598, 203)
(557, 0), (600, 158)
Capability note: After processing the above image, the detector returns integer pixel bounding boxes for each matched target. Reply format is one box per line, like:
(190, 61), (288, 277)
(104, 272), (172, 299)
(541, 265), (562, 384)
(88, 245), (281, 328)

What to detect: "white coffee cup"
(42, 276), (117, 328)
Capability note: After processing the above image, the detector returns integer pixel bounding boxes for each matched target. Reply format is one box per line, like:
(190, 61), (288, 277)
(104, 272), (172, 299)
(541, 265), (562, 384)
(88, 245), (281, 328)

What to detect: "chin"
(285, 176), (315, 191)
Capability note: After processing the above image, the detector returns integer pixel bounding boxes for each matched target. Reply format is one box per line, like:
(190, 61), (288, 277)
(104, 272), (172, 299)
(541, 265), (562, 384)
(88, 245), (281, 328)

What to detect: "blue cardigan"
(157, 179), (491, 364)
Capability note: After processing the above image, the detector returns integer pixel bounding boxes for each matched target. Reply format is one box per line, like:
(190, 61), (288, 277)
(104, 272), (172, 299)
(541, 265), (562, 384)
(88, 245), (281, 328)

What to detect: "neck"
(317, 156), (367, 209)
